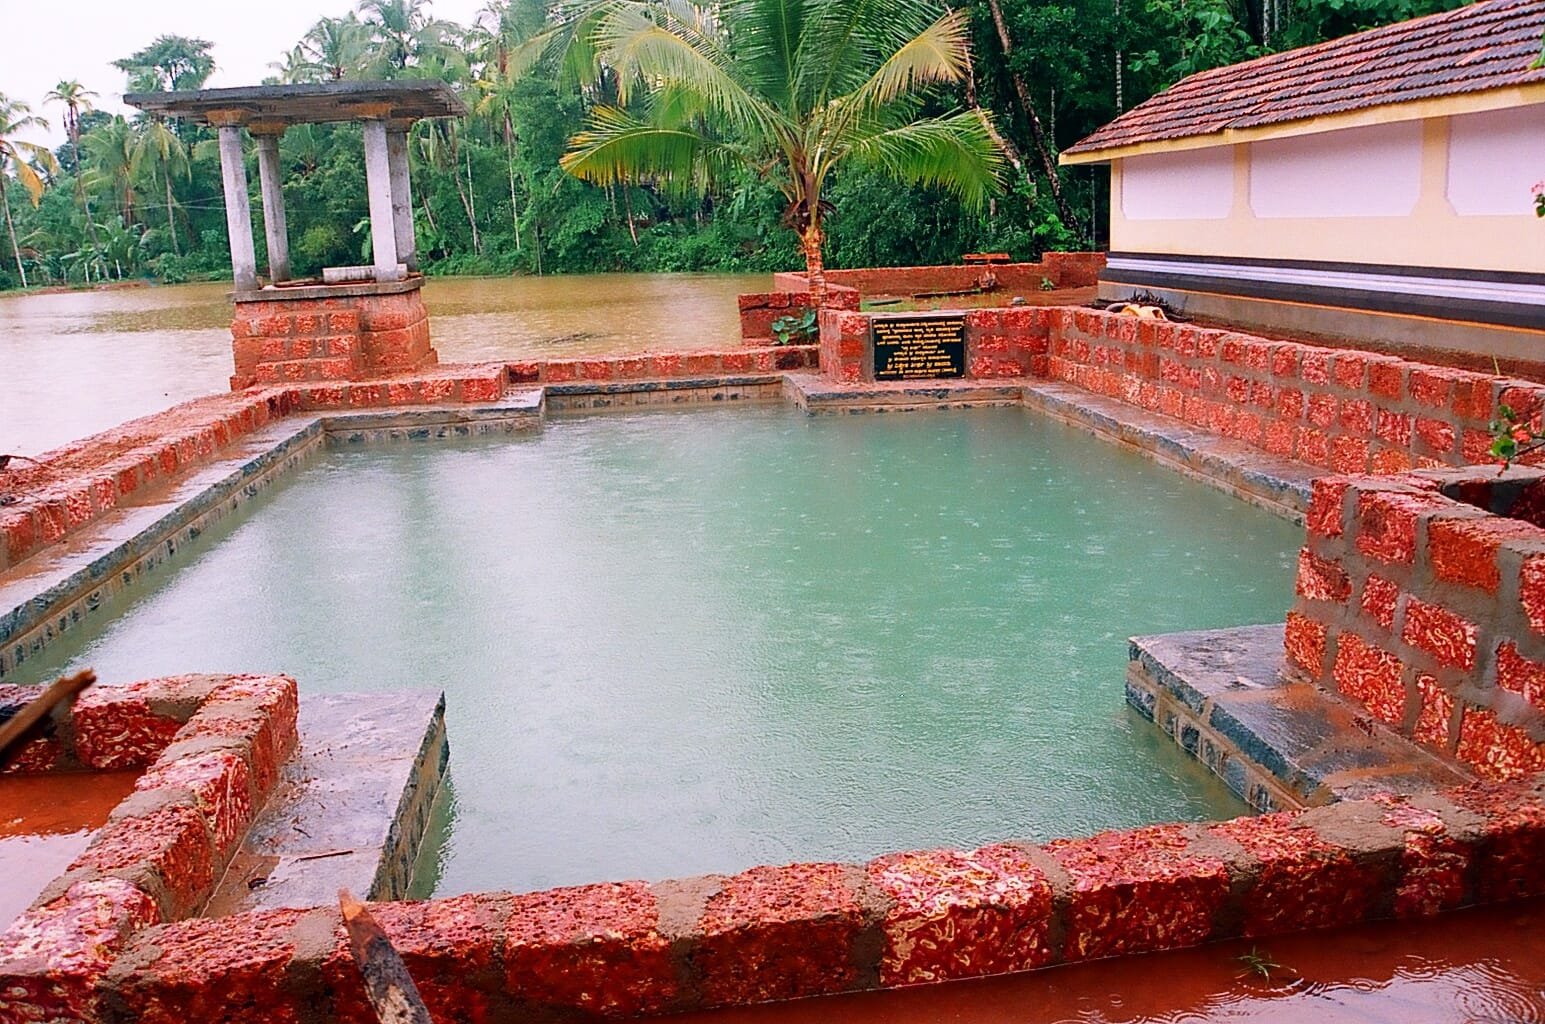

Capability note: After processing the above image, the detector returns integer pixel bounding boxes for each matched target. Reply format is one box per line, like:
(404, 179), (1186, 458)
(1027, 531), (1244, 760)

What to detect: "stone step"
(785, 372), (1029, 412)
(203, 690), (448, 916)
(1129, 624), (1472, 812)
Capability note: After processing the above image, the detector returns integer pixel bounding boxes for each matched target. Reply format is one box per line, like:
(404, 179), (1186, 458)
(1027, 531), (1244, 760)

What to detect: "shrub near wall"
(1288, 470), (1545, 781)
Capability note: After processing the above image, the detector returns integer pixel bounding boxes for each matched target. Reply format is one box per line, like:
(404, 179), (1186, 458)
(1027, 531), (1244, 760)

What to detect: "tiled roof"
(1065, 0), (1545, 157)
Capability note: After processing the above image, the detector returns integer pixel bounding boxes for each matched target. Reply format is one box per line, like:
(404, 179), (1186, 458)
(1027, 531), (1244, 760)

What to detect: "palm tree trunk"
(71, 128), (102, 254)
(953, 5), (1036, 198)
(982, 0), (1076, 228)
(801, 221), (826, 305)
(503, 109), (521, 252)
(164, 174), (180, 257)
(1, 176), (27, 289)
(623, 186), (638, 247)
(455, 148), (482, 256)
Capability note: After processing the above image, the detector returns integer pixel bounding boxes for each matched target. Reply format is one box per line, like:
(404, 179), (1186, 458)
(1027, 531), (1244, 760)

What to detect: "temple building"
(1062, 0), (1545, 365)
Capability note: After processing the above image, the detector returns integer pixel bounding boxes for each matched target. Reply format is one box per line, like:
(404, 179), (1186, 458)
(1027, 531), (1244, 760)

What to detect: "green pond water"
(16, 407), (1301, 896)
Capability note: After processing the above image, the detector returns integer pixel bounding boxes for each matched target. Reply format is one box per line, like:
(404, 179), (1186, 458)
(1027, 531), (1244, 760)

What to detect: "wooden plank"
(338, 889), (433, 1024)
(0, 670), (95, 762)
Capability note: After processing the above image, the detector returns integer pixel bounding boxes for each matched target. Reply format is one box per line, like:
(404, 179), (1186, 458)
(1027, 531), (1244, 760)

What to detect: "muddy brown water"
(0, 770), (140, 928)
(668, 898), (1545, 1024)
(0, 273), (765, 457)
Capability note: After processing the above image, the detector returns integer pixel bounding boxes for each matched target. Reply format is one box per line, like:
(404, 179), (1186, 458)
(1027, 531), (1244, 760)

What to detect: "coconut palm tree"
(44, 80), (104, 255)
(83, 116), (138, 228)
(557, 0), (1003, 300)
(0, 94), (59, 288)
(132, 118), (189, 256)
(303, 15), (371, 80)
(357, 0), (451, 75)
(475, 0), (548, 252)
(270, 45), (322, 84)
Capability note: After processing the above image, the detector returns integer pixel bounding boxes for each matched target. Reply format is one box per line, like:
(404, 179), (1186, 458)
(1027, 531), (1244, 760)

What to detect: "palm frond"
(846, 110), (1004, 211)
(793, 0), (938, 107)
(10, 154), (48, 206)
(726, 0), (808, 114)
(561, 105), (739, 195)
(844, 10), (971, 113)
(593, 4), (778, 136)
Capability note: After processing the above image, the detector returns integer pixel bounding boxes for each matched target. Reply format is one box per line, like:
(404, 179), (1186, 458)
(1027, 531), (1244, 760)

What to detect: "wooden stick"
(0, 670), (95, 760)
(338, 889), (434, 1024)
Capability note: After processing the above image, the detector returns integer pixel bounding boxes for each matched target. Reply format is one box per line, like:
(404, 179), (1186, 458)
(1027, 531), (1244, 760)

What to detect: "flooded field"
(0, 272), (763, 456)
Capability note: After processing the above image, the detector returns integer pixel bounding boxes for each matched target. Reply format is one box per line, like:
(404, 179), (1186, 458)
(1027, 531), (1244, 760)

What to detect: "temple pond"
(12, 406), (1300, 895)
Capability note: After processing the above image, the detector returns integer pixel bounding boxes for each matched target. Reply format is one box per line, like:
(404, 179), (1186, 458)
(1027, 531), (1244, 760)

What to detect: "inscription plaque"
(872, 314), (966, 381)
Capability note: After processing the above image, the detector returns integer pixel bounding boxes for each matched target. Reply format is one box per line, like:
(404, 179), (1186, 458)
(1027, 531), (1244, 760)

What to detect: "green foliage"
(1129, 0), (1259, 85)
(1236, 947), (1285, 981)
(770, 308), (818, 345)
(1489, 404), (1545, 467)
(0, 0), (1476, 294)
(112, 35), (215, 93)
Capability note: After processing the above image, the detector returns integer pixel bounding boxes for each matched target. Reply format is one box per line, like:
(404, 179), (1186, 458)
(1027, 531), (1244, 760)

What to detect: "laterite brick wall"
(231, 290), (438, 389)
(1288, 471), (1545, 781)
(506, 345), (819, 385)
(816, 307), (1051, 384)
(0, 675), (299, 1021)
(72, 778), (1545, 1022)
(738, 285), (860, 344)
(772, 251), (1106, 297)
(0, 392), (298, 576)
(1047, 307), (1536, 475)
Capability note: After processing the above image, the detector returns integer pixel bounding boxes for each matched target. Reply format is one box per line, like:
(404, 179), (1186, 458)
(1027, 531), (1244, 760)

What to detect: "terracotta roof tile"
(1065, 0), (1545, 157)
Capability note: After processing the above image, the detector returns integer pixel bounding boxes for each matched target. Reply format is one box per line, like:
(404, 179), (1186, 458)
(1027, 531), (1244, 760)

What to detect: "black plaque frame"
(871, 313), (967, 381)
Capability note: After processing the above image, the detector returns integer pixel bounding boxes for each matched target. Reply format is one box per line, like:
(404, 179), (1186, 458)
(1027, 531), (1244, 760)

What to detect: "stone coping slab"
(204, 691), (448, 917)
(1129, 624), (1472, 812)
(1024, 381), (1317, 522)
(0, 402), (544, 679)
(87, 776), (1545, 1022)
(784, 372), (1030, 412)
(0, 419), (325, 678)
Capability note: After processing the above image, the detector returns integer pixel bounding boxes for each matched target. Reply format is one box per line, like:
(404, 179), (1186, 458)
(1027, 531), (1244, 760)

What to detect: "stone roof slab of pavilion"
(123, 81), (466, 128)
(125, 82), (466, 294)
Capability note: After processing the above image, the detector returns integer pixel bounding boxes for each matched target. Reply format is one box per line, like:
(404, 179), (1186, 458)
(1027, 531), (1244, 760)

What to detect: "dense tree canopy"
(0, 0), (1472, 292)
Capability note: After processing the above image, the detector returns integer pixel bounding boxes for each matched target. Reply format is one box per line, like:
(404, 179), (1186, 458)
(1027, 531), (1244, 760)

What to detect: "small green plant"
(1039, 276), (1055, 291)
(1489, 403), (1545, 468)
(770, 308), (819, 346)
(1534, 179), (1544, 218)
(1236, 946), (1283, 981)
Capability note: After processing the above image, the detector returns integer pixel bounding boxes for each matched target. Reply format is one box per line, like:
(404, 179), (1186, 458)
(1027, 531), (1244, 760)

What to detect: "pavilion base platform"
(203, 690), (448, 916)
(1128, 624), (1472, 813)
(230, 278), (438, 389)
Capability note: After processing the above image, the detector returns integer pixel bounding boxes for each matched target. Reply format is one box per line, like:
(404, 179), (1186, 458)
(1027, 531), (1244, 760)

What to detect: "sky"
(3, 0), (488, 148)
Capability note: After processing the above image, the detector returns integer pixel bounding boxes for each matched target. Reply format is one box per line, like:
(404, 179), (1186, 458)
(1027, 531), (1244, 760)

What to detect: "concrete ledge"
(232, 277), (423, 303)
(784, 373), (1028, 414)
(1129, 625), (1471, 810)
(1024, 381), (1317, 522)
(91, 775), (1545, 1022)
(0, 420), (325, 678)
(322, 393), (544, 445)
(204, 691), (448, 916)
(545, 378), (786, 413)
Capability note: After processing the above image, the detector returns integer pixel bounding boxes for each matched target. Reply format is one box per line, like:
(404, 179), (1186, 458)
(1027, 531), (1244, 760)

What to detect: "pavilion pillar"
(253, 130), (291, 283)
(216, 124), (258, 292)
(386, 123), (417, 272)
(361, 119), (403, 283)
